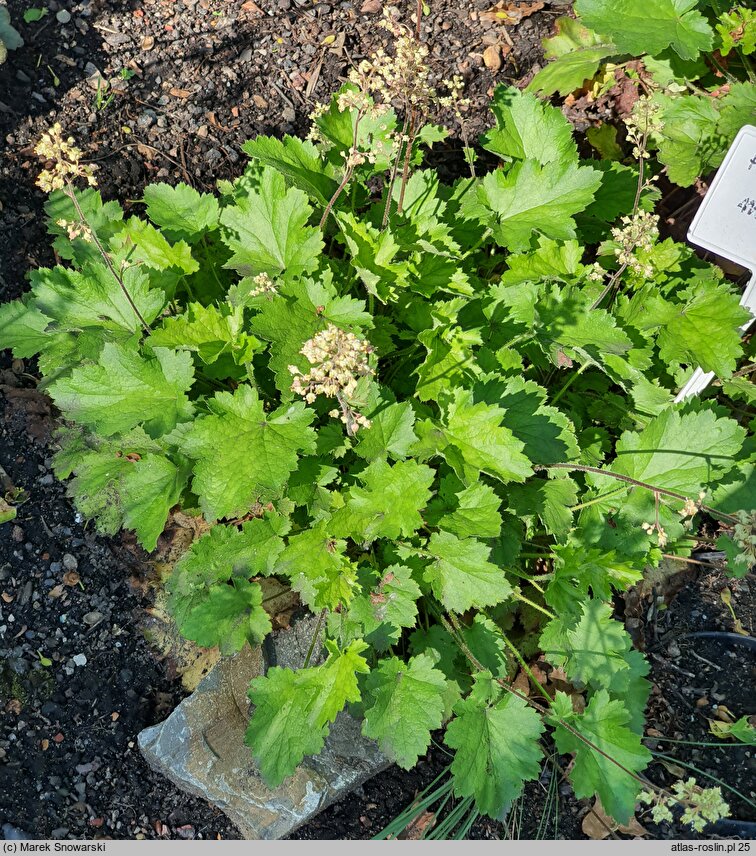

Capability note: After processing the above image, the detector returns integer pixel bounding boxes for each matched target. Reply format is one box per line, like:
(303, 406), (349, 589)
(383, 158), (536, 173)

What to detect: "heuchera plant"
(1, 6), (752, 829)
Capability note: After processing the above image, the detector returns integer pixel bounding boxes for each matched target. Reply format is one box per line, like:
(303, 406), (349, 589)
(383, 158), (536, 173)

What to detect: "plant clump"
(1, 0), (754, 835)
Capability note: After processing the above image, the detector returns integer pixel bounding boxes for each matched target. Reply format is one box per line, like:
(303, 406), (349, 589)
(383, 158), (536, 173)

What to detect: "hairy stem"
(382, 113), (410, 228)
(65, 186), (151, 335)
(319, 110), (365, 230)
(303, 608), (326, 668)
(440, 614), (674, 803)
(536, 463), (740, 525)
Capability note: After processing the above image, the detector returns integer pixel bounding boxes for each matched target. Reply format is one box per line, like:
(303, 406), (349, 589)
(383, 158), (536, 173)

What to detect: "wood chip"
(141, 35), (155, 50)
(483, 44), (502, 72)
(170, 87), (191, 98)
(399, 810), (436, 840)
(361, 0), (382, 11)
(63, 570), (80, 587)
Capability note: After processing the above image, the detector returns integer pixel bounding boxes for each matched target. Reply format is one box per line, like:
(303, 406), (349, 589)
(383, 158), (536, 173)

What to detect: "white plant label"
(676, 124), (756, 402)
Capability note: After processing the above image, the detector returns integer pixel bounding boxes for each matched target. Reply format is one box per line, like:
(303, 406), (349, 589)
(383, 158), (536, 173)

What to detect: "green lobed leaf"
(354, 399), (418, 462)
(53, 427), (189, 551)
(447, 674), (544, 817)
(220, 167), (323, 278)
(142, 182), (220, 243)
(0, 299), (50, 358)
(362, 653), (448, 768)
(274, 522), (357, 610)
(527, 17), (614, 96)
(331, 458), (435, 543)
(423, 531), (513, 613)
(49, 342), (195, 439)
(242, 135), (338, 206)
(427, 476), (503, 540)
(30, 263), (165, 335)
(651, 279), (750, 377)
(181, 384), (316, 520)
(550, 689), (652, 824)
(440, 387), (533, 485)
(482, 86), (578, 166)
(574, 0), (713, 60)
(472, 159), (602, 252)
(149, 302), (261, 365)
(168, 512), (290, 619)
(110, 217), (199, 274)
(246, 639), (370, 787)
(179, 578), (272, 655)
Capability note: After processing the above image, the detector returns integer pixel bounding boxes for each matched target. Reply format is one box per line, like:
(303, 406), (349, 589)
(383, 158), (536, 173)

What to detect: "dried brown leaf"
(480, 1), (544, 25)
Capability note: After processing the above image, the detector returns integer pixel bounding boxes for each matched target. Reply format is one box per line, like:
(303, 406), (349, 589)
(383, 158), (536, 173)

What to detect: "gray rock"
(72, 653), (87, 667)
(56, 9), (72, 23)
(62, 553), (78, 571)
(139, 617), (388, 839)
(2, 824), (30, 840)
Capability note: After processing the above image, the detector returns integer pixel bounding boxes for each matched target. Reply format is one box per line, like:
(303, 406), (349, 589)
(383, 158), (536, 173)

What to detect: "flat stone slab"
(139, 615), (389, 839)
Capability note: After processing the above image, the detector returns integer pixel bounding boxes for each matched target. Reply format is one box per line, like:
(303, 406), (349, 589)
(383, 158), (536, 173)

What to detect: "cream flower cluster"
(35, 123), (97, 193)
(641, 519), (668, 548)
(640, 779), (730, 832)
(55, 218), (94, 243)
(611, 210), (659, 278)
(345, 11), (468, 117)
(247, 272), (277, 298)
(625, 96), (663, 160)
(679, 491), (706, 520)
(289, 324), (374, 434)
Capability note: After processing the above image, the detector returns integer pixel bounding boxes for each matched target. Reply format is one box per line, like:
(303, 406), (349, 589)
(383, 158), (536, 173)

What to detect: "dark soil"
(1, 0), (754, 842)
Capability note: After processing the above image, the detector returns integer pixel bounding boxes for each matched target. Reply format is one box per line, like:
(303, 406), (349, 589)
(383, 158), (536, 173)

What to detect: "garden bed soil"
(1, 0), (754, 841)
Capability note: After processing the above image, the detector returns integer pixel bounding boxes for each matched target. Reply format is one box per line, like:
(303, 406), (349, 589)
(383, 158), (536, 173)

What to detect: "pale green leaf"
(242, 135), (338, 206)
(331, 459), (435, 543)
(363, 653), (447, 768)
(447, 676), (544, 817)
(440, 387), (533, 485)
(49, 342), (194, 438)
(476, 159), (602, 252)
(482, 86), (577, 166)
(355, 400), (418, 462)
(220, 167), (323, 278)
(142, 182), (220, 243)
(179, 579), (272, 654)
(575, 0), (713, 60)
(150, 302), (261, 365)
(181, 384), (316, 520)
(246, 640), (369, 786)
(550, 689), (651, 824)
(424, 531), (513, 613)
(110, 217), (199, 274)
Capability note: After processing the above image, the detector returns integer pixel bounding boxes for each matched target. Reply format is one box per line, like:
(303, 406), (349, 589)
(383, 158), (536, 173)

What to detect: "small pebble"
(56, 9), (72, 23)
(62, 554), (78, 571)
(72, 653), (87, 667)
(83, 611), (103, 626)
